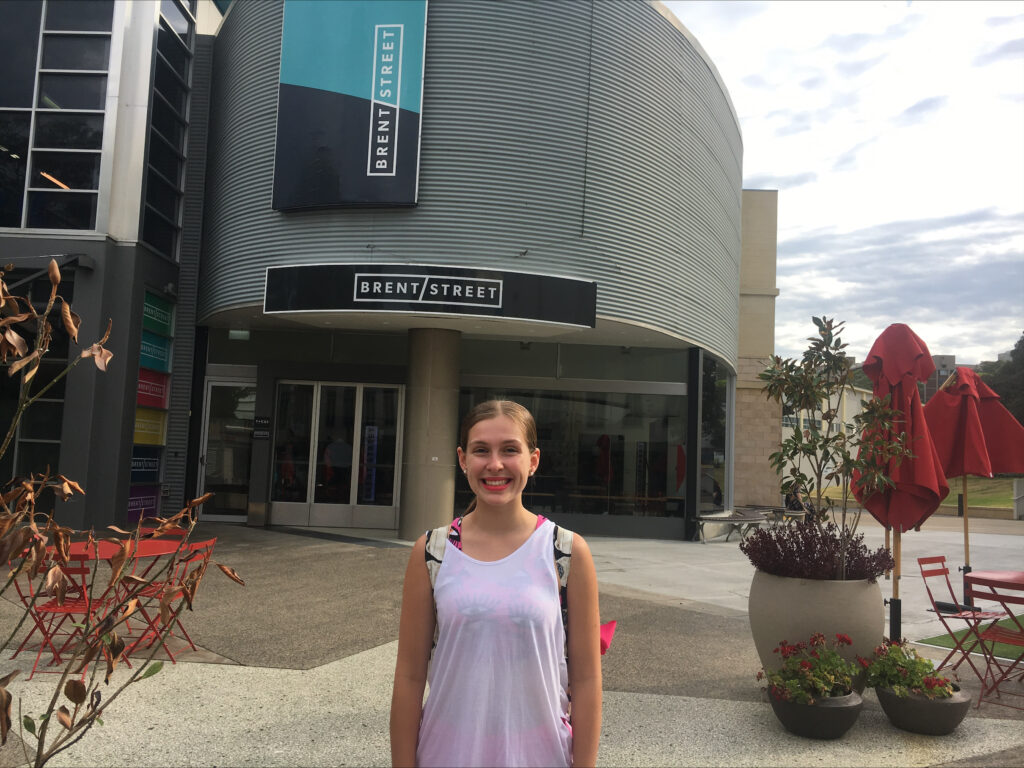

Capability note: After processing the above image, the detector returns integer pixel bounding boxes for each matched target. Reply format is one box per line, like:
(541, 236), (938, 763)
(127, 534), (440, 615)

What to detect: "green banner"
(143, 292), (174, 336)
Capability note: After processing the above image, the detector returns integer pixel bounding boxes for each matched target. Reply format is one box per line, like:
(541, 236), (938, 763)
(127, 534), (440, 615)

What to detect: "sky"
(662, 0), (1024, 364)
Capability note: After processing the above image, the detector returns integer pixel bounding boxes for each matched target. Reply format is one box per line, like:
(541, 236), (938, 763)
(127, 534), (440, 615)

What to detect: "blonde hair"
(459, 400), (538, 514)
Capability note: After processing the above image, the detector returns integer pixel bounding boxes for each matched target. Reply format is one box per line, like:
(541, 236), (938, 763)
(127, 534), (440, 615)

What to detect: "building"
(0, 0), (779, 540)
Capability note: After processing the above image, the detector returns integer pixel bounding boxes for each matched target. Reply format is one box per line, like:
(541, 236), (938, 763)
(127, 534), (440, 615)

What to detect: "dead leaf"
(183, 493), (215, 512)
(107, 539), (134, 588)
(215, 562), (246, 586)
(0, 683), (11, 746)
(73, 643), (100, 674)
(159, 583), (178, 626)
(80, 343), (113, 372)
(51, 527), (70, 564)
(64, 679), (87, 705)
(0, 671), (18, 688)
(48, 259), (61, 289)
(44, 564), (69, 605)
(120, 574), (150, 590)
(8, 349), (38, 376)
(3, 328), (27, 357)
(102, 632), (125, 684)
(106, 525), (132, 535)
(120, 597), (139, 621)
(60, 300), (80, 342)
(57, 705), (72, 730)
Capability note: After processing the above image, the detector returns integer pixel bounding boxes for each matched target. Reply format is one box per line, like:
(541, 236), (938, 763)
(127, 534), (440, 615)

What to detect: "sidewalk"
(1, 516), (1022, 767)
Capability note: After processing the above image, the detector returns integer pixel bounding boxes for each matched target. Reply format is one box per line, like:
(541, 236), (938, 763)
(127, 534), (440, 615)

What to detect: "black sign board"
(130, 445), (161, 485)
(253, 417), (271, 440)
(264, 264), (597, 328)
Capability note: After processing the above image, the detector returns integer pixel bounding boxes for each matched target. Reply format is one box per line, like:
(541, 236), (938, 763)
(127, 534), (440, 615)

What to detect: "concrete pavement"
(1, 515), (1022, 767)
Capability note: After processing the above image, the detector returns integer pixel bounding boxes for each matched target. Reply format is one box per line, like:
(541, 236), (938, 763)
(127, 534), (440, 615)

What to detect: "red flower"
(857, 657), (870, 668)
(835, 633), (852, 646)
(800, 660), (813, 671)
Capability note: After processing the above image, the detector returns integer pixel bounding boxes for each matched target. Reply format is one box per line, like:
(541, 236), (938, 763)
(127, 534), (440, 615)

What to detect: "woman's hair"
(459, 400), (537, 515)
(459, 399), (538, 453)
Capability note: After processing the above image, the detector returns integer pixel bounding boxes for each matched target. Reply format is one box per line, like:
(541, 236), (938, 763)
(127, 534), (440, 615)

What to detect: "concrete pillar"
(399, 328), (461, 539)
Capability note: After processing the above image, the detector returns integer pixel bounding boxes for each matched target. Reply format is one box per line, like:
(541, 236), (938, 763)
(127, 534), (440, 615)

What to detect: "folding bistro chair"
(917, 556), (1005, 688)
(125, 537), (216, 663)
(14, 553), (119, 679)
(965, 578), (1024, 709)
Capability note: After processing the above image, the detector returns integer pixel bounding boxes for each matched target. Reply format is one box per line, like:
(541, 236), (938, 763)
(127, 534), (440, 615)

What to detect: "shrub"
(858, 639), (956, 699)
(758, 632), (859, 704)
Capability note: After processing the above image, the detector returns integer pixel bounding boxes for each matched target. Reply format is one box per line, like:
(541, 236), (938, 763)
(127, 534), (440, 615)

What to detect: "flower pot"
(749, 570), (884, 685)
(875, 685), (972, 735)
(768, 691), (863, 740)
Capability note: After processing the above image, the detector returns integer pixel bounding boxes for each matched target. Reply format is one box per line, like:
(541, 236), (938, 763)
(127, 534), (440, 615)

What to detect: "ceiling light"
(40, 171), (69, 190)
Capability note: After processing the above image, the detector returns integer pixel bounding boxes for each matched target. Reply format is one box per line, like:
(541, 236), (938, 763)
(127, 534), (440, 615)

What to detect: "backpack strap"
(553, 524), (574, 661)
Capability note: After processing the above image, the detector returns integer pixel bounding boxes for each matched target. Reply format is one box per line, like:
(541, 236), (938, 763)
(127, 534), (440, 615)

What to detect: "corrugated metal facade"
(200, 0), (742, 365)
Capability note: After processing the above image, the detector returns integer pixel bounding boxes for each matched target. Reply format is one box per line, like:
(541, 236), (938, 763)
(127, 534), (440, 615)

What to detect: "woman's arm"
(390, 534), (436, 768)
(566, 533), (602, 768)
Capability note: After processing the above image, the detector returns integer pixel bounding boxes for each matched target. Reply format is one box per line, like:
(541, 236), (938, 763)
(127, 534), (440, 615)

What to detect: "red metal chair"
(965, 579), (1024, 710)
(917, 556), (1005, 691)
(125, 537), (216, 663)
(13, 553), (119, 679)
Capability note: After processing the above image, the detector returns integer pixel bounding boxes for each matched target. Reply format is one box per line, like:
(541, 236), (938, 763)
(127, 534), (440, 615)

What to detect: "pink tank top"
(416, 518), (572, 767)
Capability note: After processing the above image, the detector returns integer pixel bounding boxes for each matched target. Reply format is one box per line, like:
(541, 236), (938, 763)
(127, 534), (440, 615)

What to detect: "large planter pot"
(875, 685), (972, 735)
(768, 691), (863, 740)
(749, 570), (884, 680)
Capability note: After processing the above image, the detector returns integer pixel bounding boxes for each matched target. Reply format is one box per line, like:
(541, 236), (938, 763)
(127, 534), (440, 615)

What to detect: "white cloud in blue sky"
(663, 0), (1024, 364)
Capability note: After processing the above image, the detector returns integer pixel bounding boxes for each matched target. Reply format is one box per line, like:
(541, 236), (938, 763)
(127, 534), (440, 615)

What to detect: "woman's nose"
(485, 452), (503, 470)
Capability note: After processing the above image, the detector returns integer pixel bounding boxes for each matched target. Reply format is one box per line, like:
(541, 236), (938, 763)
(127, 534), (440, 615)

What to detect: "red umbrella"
(923, 366), (1024, 566)
(854, 324), (950, 638)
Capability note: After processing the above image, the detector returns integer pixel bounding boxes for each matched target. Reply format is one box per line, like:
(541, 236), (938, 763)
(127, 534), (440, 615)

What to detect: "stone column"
(399, 328), (461, 539)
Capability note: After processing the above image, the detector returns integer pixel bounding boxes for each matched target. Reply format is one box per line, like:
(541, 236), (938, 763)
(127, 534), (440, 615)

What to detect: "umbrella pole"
(884, 527), (891, 580)
(888, 530), (902, 642)
(962, 475), (973, 607)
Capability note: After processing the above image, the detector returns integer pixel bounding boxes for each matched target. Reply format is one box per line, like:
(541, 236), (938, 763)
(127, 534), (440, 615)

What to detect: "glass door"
(198, 379), (256, 521)
(270, 381), (402, 528)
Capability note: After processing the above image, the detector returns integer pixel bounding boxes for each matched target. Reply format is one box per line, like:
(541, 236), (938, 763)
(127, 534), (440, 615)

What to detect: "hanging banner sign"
(264, 264), (597, 328)
(131, 445), (162, 484)
(143, 292), (174, 336)
(140, 330), (172, 373)
(273, 0), (427, 208)
(128, 484), (160, 522)
(137, 368), (170, 409)
(134, 407), (167, 446)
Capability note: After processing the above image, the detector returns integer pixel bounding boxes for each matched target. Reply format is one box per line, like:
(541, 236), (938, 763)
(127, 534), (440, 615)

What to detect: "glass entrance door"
(270, 381), (402, 528)
(198, 379), (256, 521)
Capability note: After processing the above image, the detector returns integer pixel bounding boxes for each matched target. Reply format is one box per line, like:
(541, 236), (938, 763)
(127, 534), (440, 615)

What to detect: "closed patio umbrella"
(923, 366), (1024, 579)
(854, 323), (950, 640)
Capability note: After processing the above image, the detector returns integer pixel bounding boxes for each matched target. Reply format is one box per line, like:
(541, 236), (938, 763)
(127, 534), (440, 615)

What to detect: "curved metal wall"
(200, 0), (742, 365)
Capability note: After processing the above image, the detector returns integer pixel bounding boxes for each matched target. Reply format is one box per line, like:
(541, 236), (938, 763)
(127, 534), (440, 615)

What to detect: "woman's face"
(457, 415), (540, 510)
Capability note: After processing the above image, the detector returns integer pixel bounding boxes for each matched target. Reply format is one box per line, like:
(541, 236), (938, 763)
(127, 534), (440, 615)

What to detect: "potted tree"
(859, 640), (972, 735)
(742, 317), (909, 673)
(758, 632), (863, 739)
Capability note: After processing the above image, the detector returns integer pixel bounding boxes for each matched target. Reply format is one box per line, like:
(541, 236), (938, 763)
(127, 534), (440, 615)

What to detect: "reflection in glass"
(700, 356), (728, 512)
(313, 386), (356, 504)
(154, 60), (188, 115)
(34, 113), (104, 149)
(45, 0), (115, 32)
(272, 384), (314, 502)
(161, 0), (192, 37)
(142, 209), (177, 257)
(151, 96), (186, 149)
(19, 400), (64, 441)
(148, 132), (181, 184)
(0, 112), (30, 226)
(458, 388), (687, 518)
(27, 191), (97, 229)
(146, 168), (180, 214)
(42, 35), (110, 70)
(0, 1), (42, 107)
(157, 21), (190, 79)
(31, 152), (101, 190)
(202, 385), (255, 517)
(358, 388), (398, 506)
(38, 74), (106, 111)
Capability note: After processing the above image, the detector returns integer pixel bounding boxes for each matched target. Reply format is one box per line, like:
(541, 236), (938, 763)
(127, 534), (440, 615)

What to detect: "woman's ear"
(530, 448), (540, 475)
(456, 446), (466, 473)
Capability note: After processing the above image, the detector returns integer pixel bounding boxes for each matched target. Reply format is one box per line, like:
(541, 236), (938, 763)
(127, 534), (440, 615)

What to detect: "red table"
(965, 570), (1024, 709)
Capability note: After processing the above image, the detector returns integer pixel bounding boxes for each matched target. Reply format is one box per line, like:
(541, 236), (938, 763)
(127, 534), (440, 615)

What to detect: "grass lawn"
(916, 615), (1023, 662)
(814, 475), (1016, 509)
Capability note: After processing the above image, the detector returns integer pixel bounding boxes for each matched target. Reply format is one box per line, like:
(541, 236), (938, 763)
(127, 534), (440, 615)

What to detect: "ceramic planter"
(875, 685), (972, 735)
(749, 570), (884, 680)
(768, 690), (863, 740)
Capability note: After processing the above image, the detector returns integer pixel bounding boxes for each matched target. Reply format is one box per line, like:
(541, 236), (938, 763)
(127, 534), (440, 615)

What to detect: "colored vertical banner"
(128, 484), (160, 522)
(143, 292), (174, 335)
(140, 330), (172, 372)
(131, 445), (162, 484)
(134, 407), (167, 446)
(137, 368), (170, 409)
(273, 0), (427, 208)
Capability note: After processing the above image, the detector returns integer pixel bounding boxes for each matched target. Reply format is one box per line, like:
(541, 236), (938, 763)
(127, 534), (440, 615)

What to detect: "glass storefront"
(700, 355), (729, 513)
(457, 388), (687, 519)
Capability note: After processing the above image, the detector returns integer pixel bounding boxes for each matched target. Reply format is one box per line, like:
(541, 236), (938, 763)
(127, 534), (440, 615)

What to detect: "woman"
(390, 400), (602, 767)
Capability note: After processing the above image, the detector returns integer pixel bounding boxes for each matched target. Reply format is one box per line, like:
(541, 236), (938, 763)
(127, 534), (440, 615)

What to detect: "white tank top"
(417, 518), (572, 768)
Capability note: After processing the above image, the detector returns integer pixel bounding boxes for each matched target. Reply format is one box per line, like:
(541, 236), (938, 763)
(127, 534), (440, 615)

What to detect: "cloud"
(835, 54), (887, 78)
(800, 74), (825, 90)
(973, 37), (1024, 66)
(774, 111), (813, 136)
(744, 171), (817, 189)
(742, 73), (770, 88)
(822, 32), (877, 54)
(832, 138), (878, 172)
(894, 96), (948, 125)
(985, 14), (1024, 27)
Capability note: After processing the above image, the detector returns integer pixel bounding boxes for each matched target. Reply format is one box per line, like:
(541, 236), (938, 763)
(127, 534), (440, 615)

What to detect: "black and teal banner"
(273, 0), (427, 209)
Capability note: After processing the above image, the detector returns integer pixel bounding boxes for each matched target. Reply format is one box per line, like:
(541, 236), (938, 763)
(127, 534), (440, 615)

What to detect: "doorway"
(269, 381), (403, 528)
(198, 378), (257, 521)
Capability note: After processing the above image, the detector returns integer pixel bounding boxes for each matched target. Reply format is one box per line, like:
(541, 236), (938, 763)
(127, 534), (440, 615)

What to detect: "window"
(141, 0), (195, 259)
(0, 0), (113, 231)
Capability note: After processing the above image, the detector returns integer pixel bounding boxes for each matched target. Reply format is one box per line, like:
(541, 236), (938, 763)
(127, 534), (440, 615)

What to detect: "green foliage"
(758, 317), (913, 579)
(859, 640), (955, 699)
(758, 632), (858, 705)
